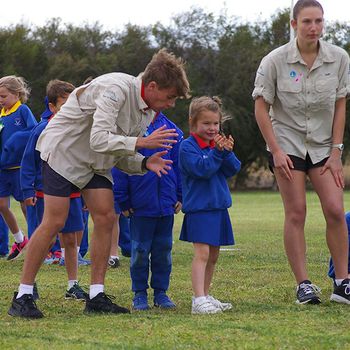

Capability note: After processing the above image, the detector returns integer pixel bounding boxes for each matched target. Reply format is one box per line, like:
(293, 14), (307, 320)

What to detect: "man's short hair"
(142, 49), (190, 99)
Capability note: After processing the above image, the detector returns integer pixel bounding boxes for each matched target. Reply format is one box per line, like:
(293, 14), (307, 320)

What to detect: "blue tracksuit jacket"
(0, 103), (37, 169)
(114, 112), (183, 217)
(20, 113), (51, 200)
(179, 135), (241, 213)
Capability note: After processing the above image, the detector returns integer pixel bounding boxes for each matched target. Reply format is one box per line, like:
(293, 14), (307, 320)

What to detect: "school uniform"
(179, 134), (241, 246)
(114, 112), (183, 293)
(0, 101), (37, 201)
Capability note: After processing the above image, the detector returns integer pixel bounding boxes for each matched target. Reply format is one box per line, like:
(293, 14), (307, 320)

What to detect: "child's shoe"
(206, 295), (232, 311)
(43, 252), (55, 265)
(191, 296), (222, 314)
(132, 291), (149, 310)
(7, 236), (29, 261)
(78, 253), (91, 266)
(154, 291), (176, 309)
(108, 257), (120, 268)
(65, 282), (89, 301)
(52, 250), (62, 264)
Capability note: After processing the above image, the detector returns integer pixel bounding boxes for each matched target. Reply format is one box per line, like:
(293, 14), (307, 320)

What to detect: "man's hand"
(145, 151), (173, 177)
(136, 125), (178, 150)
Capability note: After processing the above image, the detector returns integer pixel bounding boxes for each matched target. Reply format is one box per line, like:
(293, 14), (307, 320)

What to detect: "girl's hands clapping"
(214, 134), (234, 152)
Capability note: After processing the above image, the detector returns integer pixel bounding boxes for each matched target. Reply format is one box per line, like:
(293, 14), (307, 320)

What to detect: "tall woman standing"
(253, 0), (350, 304)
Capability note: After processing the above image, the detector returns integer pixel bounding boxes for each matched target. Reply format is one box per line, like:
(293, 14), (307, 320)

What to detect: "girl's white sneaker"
(191, 297), (222, 314)
(206, 295), (232, 311)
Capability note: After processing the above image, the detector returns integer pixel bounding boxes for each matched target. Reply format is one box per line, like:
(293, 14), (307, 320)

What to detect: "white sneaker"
(207, 295), (232, 311)
(191, 297), (222, 314)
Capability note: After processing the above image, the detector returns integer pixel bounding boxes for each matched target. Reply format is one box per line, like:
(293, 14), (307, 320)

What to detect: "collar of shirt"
(286, 38), (336, 65)
(137, 76), (150, 111)
(1, 100), (22, 117)
(191, 132), (215, 149)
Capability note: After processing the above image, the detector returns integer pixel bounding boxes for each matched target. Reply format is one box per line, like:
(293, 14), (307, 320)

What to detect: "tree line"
(1, 7), (349, 186)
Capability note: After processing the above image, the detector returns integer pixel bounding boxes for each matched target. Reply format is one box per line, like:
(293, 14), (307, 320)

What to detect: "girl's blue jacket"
(179, 135), (241, 213)
(0, 104), (37, 169)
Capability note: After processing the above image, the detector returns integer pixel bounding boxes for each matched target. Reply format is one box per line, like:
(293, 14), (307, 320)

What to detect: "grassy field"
(1, 191), (350, 350)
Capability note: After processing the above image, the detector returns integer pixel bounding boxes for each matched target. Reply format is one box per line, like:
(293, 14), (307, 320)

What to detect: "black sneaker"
(84, 292), (130, 314)
(33, 282), (40, 301)
(65, 282), (89, 301)
(8, 292), (44, 318)
(330, 278), (350, 304)
(108, 257), (120, 268)
(296, 280), (321, 304)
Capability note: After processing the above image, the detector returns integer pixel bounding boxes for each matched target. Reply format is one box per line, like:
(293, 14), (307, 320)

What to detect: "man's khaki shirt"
(37, 73), (155, 189)
(252, 39), (350, 163)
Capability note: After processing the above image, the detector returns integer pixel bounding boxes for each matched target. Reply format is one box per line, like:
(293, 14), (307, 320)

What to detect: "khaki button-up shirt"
(252, 39), (350, 163)
(36, 73), (155, 189)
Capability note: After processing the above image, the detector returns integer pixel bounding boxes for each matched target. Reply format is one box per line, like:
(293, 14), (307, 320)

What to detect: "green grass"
(1, 191), (350, 349)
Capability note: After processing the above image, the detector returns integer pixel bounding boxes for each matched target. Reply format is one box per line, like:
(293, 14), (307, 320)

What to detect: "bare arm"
(255, 97), (294, 181)
(320, 97), (346, 188)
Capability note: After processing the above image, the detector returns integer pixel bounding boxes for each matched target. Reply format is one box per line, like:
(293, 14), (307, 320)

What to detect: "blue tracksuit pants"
(0, 214), (9, 255)
(130, 215), (174, 293)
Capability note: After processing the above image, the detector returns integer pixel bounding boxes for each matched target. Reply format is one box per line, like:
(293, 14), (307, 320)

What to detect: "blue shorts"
(0, 169), (24, 201)
(36, 197), (84, 233)
(114, 200), (121, 214)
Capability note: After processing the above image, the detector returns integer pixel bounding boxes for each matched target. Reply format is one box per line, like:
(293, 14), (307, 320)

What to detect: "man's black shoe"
(8, 292), (44, 318)
(84, 292), (130, 314)
(330, 278), (350, 304)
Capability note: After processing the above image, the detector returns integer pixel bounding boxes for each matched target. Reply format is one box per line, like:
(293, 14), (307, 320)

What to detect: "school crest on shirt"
(14, 118), (22, 126)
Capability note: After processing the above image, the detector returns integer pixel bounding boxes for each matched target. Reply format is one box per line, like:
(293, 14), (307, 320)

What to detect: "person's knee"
(324, 204), (345, 225)
(93, 210), (116, 230)
(286, 206), (306, 225)
(40, 218), (65, 235)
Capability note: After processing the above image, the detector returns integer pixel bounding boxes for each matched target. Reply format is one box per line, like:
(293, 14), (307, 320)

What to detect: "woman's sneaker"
(296, 280), (321, 304)
(7, 237), (29, 261)
(206, 295), (232, 311)
(330, 278), (350, 304)
(65, 282), (89, 301)
(191, 297), (222, 314)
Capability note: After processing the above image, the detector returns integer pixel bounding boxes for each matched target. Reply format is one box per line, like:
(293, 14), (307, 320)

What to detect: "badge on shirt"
(0, 119), (3, 132)
(103, 90), (119, 103)
(290, 70), (303, 82)
(14, 118), (22, 126)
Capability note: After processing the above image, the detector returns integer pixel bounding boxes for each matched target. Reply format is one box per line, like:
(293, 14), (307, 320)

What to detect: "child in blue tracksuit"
(328, 212), (350, 281)
(114, 111), (183, 310)
(20, 80), (88, 300)
(0, 76), (37, 261)
(179, 96), (241, 314)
